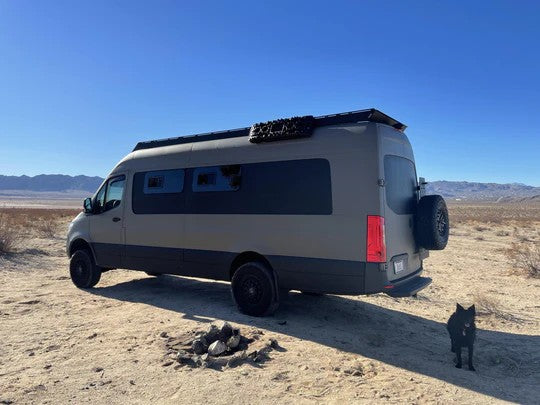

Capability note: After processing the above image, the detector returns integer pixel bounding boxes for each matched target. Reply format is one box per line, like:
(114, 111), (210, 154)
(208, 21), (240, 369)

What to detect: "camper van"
(67, 109), (449, 316)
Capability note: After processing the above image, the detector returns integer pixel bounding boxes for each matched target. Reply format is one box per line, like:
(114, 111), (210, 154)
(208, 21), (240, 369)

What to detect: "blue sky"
(1, 0), (539, 185)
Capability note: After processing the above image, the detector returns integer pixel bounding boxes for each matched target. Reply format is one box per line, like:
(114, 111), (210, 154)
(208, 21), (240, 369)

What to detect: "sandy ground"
(1, 211), (539, 404)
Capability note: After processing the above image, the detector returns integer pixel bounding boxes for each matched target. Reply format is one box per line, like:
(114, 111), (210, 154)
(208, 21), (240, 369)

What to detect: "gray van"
(66, 108), (449, 316)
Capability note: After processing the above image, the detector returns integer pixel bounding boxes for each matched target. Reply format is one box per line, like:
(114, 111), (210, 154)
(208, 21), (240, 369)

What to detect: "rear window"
(384, 155), (417, 215)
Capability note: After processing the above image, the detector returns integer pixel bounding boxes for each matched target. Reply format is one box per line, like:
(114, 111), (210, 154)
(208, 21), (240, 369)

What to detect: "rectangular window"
(384, 155), (417, 215)
(192, 165), (241, 192)
(143, 169), (184, 194)
(132, 159), (331, 215)
(188, 158), (331, 215)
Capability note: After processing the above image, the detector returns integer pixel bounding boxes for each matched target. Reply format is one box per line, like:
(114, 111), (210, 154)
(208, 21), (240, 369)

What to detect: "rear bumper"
(384, 274), (432, 297)
(363, 263), (431, 297)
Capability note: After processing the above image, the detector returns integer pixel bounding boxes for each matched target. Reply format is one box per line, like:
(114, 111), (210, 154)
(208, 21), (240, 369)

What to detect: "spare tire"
(415, 195), (449, 250)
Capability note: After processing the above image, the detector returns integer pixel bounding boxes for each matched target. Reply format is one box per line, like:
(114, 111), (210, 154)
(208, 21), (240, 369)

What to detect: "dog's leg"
(455, 346), (462, 369)
(468, 344), (475, 371)
(450, 339), (456, 353)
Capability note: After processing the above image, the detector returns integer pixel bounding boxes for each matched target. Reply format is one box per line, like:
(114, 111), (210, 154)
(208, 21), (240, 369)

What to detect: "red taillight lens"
(367, 215), (386, 263)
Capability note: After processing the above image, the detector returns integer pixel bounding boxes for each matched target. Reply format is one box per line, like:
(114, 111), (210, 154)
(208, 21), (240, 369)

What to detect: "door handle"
(112, 217), (121, 222)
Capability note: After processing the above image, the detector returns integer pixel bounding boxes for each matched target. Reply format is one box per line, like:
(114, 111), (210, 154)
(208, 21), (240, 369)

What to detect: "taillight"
(367, 215), (386, 262)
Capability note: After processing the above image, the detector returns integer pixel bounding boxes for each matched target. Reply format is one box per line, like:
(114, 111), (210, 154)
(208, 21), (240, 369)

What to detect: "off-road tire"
(415, 195), (449, 250)
(70, 249), (102, 288)
(231, 262), (279, 317)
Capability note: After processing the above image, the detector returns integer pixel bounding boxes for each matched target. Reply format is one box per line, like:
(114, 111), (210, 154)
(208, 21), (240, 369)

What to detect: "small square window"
(148, 176), (164, 188)
(142, 169), (184, 194)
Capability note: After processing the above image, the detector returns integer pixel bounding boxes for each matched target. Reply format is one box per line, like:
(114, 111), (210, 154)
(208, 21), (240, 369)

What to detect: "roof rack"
(132, 108), (406, 151)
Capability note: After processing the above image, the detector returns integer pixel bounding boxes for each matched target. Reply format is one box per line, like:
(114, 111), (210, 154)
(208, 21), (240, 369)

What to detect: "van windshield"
(384, 155), (417, 215)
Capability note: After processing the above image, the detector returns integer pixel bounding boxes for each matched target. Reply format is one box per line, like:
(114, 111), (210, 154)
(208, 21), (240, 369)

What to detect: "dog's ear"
(468, 304), (476, 314)
(456, 303), (464, 312)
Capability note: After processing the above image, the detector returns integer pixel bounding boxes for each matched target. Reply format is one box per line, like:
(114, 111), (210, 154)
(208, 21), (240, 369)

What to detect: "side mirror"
(83, 197), (93, 214)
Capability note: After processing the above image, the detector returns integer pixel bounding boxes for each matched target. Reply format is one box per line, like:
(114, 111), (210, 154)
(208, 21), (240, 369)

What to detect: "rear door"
(383, 155), (421, 281)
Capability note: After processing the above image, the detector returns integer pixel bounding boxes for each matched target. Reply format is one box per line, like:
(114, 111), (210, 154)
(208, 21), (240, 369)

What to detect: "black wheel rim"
(240, 275), (263, 304)
(72, 259), (90, 284)
(436, 209), (447, 236)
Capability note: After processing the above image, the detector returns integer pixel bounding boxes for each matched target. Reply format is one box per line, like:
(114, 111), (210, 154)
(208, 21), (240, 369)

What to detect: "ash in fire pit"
(161, 323), (282, 370)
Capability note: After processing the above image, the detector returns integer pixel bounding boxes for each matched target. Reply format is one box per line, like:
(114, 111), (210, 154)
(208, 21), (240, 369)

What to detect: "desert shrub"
(506, 242), (540, 278)
(496, 230), (510, 237)
(36, 218), (57, 238)
(475, 225), (489, 232)
(475, 236), (485, 241)
(0, 214), (22, 255)
(474, 294), (504, 317)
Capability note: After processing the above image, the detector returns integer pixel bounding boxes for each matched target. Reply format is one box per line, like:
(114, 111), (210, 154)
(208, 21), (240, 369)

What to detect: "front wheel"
(70, 249), (102, 288)
(231, 262), (279, 317)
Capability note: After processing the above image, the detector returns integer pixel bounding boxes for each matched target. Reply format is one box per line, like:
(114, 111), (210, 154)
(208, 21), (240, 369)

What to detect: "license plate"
(394, 260), (404, 274)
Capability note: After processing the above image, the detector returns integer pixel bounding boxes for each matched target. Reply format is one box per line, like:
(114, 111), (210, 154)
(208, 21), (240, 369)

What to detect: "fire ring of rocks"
(160, 323), (282, 370)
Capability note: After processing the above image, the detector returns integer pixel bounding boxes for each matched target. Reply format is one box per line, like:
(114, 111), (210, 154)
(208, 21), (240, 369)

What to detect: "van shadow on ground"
(89, 274), (540, 404)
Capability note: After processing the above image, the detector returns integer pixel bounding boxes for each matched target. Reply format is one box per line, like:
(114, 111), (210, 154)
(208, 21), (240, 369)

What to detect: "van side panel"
(108, 123), (386, 295)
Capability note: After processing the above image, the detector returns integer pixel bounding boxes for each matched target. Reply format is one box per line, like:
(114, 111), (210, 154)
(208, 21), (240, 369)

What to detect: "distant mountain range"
(0, 174), (103, 195)
(0, 175), (538, 201)
(426, 181), (540, 201)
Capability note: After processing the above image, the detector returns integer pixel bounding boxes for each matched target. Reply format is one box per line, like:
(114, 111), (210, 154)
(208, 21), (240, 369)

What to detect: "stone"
(207, 340), (227, 356)
(218, 322), (233, 341)
(191, 338), (208, 355)
(226, 334), (241, 349)
(226, 351), (247, 368)
(176, 350), (193, 364)
(203, 325), (220, 344)
(268, 338), (278, 349)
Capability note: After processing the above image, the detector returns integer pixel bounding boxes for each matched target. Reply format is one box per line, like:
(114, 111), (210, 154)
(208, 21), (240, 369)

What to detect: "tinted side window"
(132, 159), (331, 215)
(104, 176), (125, 211)
(384, 155), (417, 215)
(188, 159), (331, 215)
(144, 169), (184, 194)
(193, 165), (241, 192)
(133, 169), (186, 214)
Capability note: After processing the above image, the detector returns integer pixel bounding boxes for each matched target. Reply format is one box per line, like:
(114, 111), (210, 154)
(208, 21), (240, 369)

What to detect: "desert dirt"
(0, 203), (539, 404)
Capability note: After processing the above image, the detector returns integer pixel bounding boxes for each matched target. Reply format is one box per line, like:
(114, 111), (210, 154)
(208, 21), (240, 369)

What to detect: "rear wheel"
(415, 195), (449, 250)
(231, 262), (279, 317)
(70, 249), (101, 288)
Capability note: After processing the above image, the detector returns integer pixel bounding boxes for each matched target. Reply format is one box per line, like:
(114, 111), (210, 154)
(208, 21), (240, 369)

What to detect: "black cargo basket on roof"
(133, 108), (406, 151)
(249, 115), (315, 144)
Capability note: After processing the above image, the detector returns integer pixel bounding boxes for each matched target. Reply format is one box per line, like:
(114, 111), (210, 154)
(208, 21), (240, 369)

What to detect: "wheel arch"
(229, 251), (273, 281)
(69, 238), (96, 261)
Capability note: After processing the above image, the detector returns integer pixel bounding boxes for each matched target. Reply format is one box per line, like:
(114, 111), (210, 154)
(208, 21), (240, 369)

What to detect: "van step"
(385, 276), (432, 298)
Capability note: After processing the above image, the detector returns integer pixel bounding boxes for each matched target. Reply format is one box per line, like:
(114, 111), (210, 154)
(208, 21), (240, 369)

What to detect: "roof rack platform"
(133, 108), (406, 151)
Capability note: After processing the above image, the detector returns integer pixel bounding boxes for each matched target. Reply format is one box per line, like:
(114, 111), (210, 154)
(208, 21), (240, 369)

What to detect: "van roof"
(132, 108), (406, 152)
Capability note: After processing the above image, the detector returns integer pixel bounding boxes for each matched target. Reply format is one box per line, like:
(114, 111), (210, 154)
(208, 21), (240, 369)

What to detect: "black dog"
(446, 303), (476, 371)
